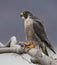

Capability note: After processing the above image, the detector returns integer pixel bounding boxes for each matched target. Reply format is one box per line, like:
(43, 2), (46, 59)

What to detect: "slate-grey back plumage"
(20, 11), (56, 56)
(31, 14), (56, 54)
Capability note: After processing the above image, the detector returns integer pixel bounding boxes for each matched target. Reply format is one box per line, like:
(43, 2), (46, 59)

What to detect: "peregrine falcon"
(20, 11), (56, 56)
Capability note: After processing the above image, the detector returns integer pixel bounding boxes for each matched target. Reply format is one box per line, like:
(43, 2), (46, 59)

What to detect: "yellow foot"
(24, 42), (35, 49)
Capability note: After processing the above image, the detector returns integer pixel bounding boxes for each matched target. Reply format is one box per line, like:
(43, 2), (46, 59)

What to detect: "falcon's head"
(20, 11), (33, 19)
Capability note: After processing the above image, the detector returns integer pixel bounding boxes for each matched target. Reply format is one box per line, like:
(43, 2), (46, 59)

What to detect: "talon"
(24, 42), (35, 49)
(24, 42), (30, 46)
(27, 44), (35, 49)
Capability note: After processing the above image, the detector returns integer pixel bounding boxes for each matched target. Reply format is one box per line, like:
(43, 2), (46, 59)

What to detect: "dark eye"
(23, 12), (26, 15)
(23, 13), (28, 18)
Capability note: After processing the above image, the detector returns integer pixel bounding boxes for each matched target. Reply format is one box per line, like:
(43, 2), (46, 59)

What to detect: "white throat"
(24, 16), (33, 28)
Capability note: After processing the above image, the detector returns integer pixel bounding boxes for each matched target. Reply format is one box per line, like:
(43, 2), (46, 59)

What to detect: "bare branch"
(0, 36), (57, 65)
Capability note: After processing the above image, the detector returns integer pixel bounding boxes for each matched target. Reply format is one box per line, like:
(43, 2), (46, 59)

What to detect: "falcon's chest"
(24, 17), (35, 40)
(24, 17), (33, 30)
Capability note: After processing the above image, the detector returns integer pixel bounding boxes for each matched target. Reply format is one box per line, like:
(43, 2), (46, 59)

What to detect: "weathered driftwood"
(0, 36), (57, 65)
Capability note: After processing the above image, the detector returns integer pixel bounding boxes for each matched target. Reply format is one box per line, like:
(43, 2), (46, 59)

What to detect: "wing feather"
(33, 19), (56, 54)
(33, 20), (47, 41)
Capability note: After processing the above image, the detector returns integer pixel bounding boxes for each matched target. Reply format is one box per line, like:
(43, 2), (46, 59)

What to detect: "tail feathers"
(50, 47), (56, 54)
(44, 39), (56, 54)
(44, 46), (49, 56)
(42, 46), (49, 56)
(40, 43), (49, 56)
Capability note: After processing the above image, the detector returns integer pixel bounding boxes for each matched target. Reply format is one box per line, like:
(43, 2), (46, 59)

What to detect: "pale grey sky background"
(0, 0), (57, 49)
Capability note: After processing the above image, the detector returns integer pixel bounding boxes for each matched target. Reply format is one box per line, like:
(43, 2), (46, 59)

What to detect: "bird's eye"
(23, 12), (26, 15)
